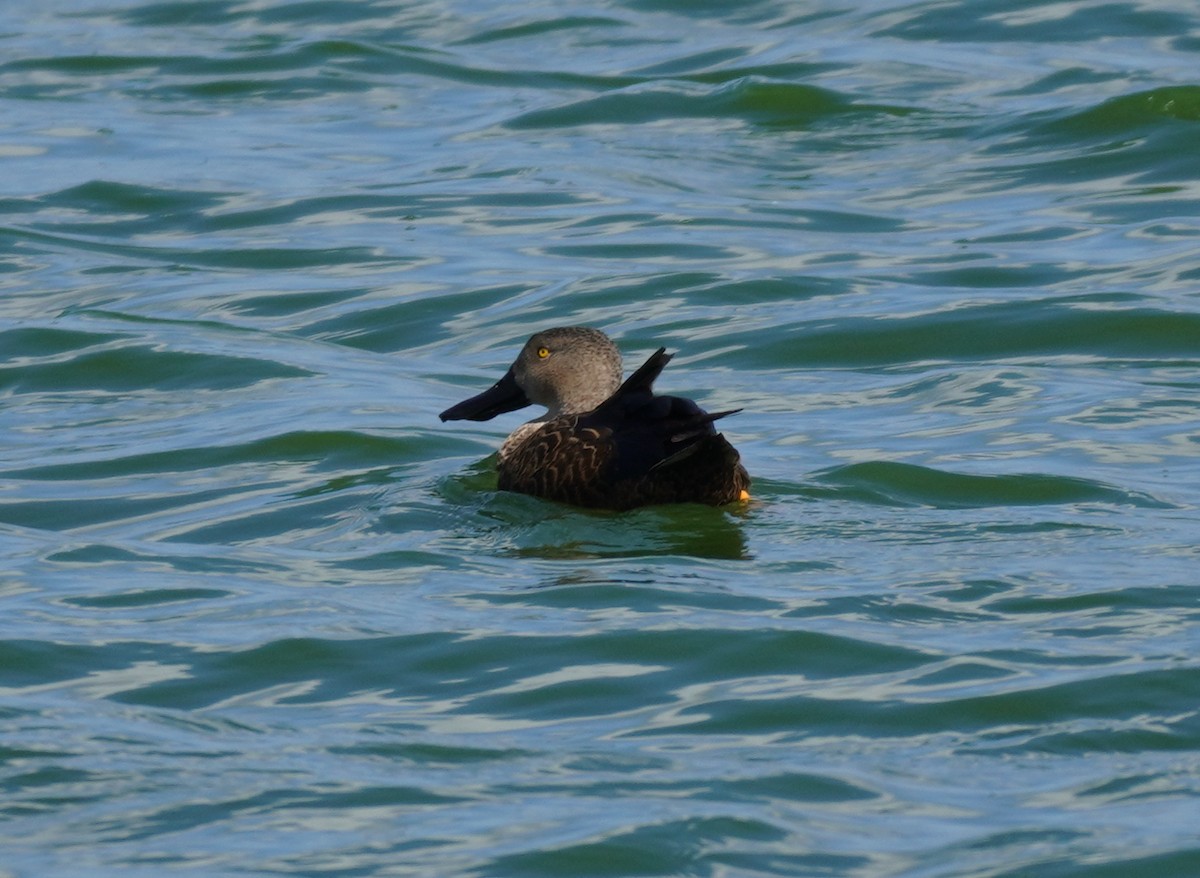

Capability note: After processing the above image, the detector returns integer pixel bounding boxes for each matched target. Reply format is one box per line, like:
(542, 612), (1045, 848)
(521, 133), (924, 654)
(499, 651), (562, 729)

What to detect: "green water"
(2, 1), (1199, 876)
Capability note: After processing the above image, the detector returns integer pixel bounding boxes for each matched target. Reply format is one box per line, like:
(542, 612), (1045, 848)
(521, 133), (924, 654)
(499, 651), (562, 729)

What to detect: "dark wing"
(587, 393), (740, 483)
(579, 349), (747, 505)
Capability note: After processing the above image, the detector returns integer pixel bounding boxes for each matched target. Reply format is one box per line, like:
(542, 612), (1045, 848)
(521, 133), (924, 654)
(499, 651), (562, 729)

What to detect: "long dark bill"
(439, 367), (531, 422)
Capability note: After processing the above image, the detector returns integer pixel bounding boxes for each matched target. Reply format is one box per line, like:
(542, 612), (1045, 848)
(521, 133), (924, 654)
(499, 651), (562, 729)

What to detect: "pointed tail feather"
(592, 348), (671, 416)
(668, 408), (742, 443)
(653, 408), (744, 472)
(618, 347), (671, 396)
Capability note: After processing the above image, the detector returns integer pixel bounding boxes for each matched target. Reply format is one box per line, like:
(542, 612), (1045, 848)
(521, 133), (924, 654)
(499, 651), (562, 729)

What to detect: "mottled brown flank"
(498, 415), (750, 510)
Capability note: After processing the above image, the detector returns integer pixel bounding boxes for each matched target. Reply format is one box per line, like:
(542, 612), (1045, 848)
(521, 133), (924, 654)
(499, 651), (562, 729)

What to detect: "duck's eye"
(536, 346), (550, 359)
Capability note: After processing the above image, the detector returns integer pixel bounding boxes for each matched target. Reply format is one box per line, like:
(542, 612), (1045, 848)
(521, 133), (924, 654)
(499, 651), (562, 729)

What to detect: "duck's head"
(439, 326), (623, 422)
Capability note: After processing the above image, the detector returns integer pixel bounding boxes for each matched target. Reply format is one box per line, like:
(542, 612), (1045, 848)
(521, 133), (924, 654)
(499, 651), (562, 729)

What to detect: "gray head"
(439, 326), (624, 422)
(512, 327), (622, 416)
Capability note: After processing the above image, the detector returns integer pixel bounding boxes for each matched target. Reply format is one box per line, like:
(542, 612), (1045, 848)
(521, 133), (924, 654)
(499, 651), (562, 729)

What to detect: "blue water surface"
(2, 1), (1199, 876)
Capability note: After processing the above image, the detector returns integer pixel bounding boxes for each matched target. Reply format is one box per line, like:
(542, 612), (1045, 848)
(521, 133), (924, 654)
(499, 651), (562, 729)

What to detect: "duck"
(439, 326), (750, 510)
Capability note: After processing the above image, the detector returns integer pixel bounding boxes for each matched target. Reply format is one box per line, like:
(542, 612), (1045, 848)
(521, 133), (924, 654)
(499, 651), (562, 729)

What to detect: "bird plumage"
(440, 327), (749, 510)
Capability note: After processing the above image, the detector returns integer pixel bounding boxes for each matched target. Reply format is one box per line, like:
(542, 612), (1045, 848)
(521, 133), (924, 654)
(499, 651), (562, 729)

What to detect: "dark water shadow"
(812, 461), (1173, 510)
(434, 465), (751, 561)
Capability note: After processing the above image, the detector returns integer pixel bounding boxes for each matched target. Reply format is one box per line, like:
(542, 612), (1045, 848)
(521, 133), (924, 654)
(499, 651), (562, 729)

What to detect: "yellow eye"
(536, 346), (550, 359)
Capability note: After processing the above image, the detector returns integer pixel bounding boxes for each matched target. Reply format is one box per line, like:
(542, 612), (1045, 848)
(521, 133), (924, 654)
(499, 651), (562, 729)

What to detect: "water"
(3, 1), (1199, 875)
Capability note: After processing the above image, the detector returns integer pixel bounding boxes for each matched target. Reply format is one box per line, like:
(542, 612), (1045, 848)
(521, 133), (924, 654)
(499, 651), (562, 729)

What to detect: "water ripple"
(2, 0), (1199, 875)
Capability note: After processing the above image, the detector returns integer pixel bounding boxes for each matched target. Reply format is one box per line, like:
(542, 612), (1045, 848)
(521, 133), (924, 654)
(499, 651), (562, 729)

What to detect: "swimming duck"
(439, 327), (750, 510)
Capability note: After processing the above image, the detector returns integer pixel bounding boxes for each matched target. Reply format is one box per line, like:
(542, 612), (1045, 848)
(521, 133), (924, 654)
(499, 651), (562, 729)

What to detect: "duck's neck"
(545, 384), (616, 418)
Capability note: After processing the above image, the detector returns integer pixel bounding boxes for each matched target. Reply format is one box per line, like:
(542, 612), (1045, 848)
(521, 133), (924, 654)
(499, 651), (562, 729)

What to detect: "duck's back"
(497, 391), (749, 510)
